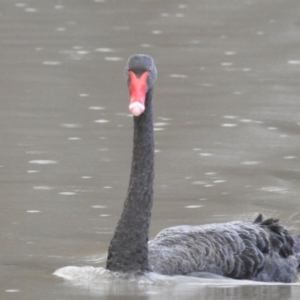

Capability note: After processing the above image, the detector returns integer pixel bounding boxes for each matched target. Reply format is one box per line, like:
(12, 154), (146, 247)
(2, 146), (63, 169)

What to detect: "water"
(1, 0), (300, 299)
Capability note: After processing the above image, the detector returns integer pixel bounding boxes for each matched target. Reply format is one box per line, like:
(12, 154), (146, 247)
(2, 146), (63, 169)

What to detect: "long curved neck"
(106, 88), (154, 273)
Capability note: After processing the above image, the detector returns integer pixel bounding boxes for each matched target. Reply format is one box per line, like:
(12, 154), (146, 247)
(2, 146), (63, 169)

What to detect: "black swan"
(106, 54), (300, 282)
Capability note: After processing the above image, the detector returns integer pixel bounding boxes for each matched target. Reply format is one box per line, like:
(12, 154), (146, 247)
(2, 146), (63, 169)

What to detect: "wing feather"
(148, 216), (298, 282)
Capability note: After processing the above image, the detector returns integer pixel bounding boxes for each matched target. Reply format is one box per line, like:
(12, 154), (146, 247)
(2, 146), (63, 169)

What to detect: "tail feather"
(253, 214), (294, 258)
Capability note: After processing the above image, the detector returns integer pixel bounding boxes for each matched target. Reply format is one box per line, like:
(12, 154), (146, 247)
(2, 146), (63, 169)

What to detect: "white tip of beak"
(129, 102), (145, 116)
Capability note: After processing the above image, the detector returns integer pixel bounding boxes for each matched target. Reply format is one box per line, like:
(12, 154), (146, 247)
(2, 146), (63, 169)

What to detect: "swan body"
(148, 217), (298, 282)
(106, 54), (300, 282)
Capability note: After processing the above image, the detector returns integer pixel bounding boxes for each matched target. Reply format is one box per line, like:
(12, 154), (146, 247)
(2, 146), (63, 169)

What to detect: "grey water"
(1, 0), (300, 299)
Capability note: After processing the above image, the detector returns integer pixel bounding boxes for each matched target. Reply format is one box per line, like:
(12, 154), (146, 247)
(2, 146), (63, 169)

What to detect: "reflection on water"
(53, 266), (300, 299)
(1, 0), (300, 299)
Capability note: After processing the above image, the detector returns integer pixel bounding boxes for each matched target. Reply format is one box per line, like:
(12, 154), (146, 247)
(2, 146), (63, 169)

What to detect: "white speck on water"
(94, 0), (106, 3)
(152, 30), (162, 34)
(5, 289), (20, 293)
(204, 184), (214, 187)
(92, 205), (106, 209)
(161, 13), (170, 17)
(25, 7), (38, 12)
(221, 62), (233, 66)
(35, 47), (43, 51)
(193, 148), (202, 151)
(199, 198), (208, 201)
(73, 46), (84, 50)
(105, 56), (123, 61)
(157, 117), (172, 121)
(169, 74), (188, 78)
(33, 186), (53, 190)
(205, 172), (217, 175)
(15, 3), (27, 7)
(239, 119), (253, 123)
(100, 214), (110, 217)
(56, 27), (66, 32)
(257, 31), (265, 35)
(154, 128), (165, 131)
(68, 137), (81, 140)
(175, 13), (185, 17)
(240, 161), (261, 165)
(95, 48), (114, 52)
(27, 151), (45, 155)
(140, 43), (153, 48)
(178, 4), (187, 9)
(192, 181), (207, 185)
(200, 153), (213, 157)
(61, 123), (82, 128)
(59, 192), (77, 195)
(77, 51), (90, 55)
(95, 119), (109, 123)
(185, 205), (203, 208)
(243, 68), (251, 72)
(268, 127), (277, 130)
(43, 61), (61, 65)
(223, 115), (238, 119)
(222, 123), (238, 127)
(29, 160), (58, 165)
(154, 122), (168, 127)
(27, 210), (41, 213)
(154, 149), (161, 153)
(60, 50), (89, 60)
(225, 51), (236, 55)
(89, 106), (105, 110)
(284, 156), (297, 159)
(82, 176), (92, 179)
(288, 60), (300, 65)
(261, 186), (288, 194)
(27, 170), (40, 173)
(202, 82), (214, 87)
(213, 180), (226, 183)
(103, 186), (112, 189)
(101, 158), (112, 162)
(54, 5), (64, 9)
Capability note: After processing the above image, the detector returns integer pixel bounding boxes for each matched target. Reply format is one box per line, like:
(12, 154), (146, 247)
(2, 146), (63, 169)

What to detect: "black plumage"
(149, 215), (299, 282)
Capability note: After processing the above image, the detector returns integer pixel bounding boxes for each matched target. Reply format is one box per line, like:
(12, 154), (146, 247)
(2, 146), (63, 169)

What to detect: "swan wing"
(148, 218), (298, 282)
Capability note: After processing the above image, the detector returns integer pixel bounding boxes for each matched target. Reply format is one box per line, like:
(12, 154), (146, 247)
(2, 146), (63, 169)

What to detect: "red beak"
(128, 71), (149, 116)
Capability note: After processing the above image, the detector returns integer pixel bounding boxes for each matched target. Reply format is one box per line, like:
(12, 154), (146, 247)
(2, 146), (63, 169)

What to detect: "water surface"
(1, 0), (300, 299)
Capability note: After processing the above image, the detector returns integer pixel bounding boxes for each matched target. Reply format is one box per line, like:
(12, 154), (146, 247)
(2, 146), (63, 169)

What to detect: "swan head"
(125, 54), (157, 116)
